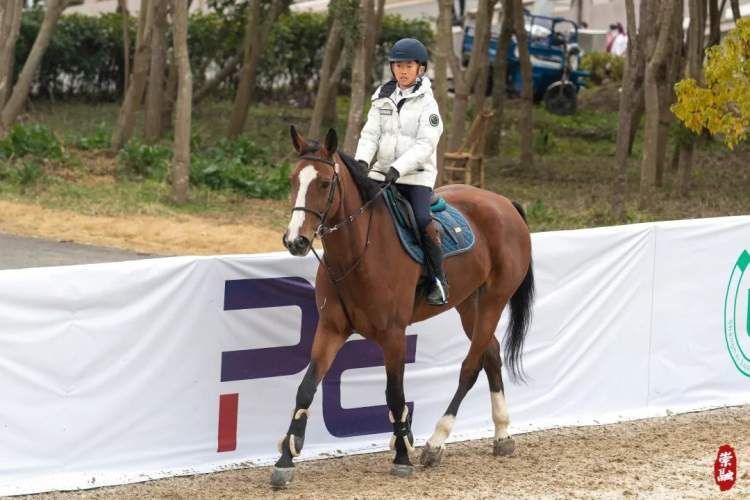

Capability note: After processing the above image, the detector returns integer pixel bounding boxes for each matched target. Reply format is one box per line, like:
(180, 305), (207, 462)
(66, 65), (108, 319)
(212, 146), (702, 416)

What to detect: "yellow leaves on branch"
(672, 19), (750, 149)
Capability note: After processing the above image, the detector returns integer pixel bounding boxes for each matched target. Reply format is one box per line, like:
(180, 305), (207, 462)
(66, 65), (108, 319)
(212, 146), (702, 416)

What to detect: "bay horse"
(272, 126), (534, 487)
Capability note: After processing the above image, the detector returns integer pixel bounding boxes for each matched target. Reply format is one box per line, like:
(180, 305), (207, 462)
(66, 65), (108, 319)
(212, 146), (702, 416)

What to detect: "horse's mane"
(336, 151), (382, 202)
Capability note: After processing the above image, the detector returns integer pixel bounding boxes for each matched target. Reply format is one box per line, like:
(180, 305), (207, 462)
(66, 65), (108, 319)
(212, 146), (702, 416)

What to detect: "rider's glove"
(384, 167), (400, 184)
(357, 160), (368, 170)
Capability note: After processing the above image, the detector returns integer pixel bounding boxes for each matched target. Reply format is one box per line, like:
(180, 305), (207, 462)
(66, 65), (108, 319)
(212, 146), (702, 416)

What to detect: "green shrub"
(191, 137), (291, 198)
(0, 123), (64, 160)
(580, 52), (625, 85)
(117, 141), (172, 179)
(76, 124), (111, 150)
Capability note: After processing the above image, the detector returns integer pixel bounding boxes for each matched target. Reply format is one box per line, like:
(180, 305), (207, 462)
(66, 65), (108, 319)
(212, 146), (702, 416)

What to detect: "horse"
(272, 126), (534, 487)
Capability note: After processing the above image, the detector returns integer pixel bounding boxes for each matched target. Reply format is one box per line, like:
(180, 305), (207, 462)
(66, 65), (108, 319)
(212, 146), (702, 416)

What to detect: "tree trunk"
(434, 0), (453, 182)
(612, 0), (643, 220)
(363, 0), (386, 88)
(512, 0), (533, 167)
(677, 0), (707, 197)
(144, 0), (168, 143)
(227, 0), (284, 138)
(162, 46), (178, 132)
(0, 0), (70, 135)
(639, 0), (677, 209)
(0, 0), (23, 110)
(448, 0), (495, 151)
(309, 12), (345, 139)
(111, 0), (155, 151)
(117, 0), (131, 93)
(655, 3), (684, 188)
(486, 0), (513, 158)
(171, 0), (191, 204)
(708, 0), (722, 46)
(343, 0), (376, 154)
(730, 0), (741, 21)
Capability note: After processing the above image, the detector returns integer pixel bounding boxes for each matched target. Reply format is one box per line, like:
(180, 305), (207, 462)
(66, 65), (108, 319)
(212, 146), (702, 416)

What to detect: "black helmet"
(388, 38), (428, 65)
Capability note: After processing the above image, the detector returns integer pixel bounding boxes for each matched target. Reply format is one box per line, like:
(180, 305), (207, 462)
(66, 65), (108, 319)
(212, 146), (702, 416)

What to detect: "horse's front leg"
(271, 324), (347, 488)
(381, 330), (415, 477)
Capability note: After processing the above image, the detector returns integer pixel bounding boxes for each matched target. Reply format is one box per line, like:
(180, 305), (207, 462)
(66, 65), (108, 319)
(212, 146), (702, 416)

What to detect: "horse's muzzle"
(282, 231), (311, 256)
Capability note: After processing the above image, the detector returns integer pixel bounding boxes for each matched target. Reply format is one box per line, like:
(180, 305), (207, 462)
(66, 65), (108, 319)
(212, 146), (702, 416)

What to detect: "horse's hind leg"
(420, 289), (508, 466)
(483, 336), (516, 457)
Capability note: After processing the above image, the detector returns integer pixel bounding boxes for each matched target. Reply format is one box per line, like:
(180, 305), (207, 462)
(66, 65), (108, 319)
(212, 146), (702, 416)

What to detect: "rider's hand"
(384, 167), (400, 184)
(357, 160), (368, 170)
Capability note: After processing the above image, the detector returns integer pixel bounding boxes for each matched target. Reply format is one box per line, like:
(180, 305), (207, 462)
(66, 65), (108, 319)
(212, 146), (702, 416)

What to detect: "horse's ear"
(323, 128), (337, 157)
(290, 125), (308, 154)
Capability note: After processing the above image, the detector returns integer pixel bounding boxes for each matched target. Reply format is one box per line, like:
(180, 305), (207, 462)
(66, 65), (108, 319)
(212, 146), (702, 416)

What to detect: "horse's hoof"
(390, 463), (415, 477)
(419, 442), (444, 467)
(270, 466), (295, 488)
(493, 437), (516, 457)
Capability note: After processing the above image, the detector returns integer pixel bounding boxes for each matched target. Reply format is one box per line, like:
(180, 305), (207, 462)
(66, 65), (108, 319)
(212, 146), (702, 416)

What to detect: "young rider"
(354, 38), (447, 306)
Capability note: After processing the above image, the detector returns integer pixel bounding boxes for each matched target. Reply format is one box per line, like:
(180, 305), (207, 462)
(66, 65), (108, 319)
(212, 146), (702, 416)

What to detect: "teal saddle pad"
(383, 188), (475, 264)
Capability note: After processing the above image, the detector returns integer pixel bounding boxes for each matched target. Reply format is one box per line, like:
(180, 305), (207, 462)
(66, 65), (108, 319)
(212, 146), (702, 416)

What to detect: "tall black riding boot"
(421, 227), (449, 306)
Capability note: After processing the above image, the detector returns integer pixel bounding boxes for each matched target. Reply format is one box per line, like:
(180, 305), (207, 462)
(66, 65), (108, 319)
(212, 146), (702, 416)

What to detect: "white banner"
(0, 216), (748, 495)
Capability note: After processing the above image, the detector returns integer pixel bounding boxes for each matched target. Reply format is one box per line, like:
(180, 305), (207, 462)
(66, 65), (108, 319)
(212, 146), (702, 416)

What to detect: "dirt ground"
(0, 200), (285, 255)
(33, 405), (749, 499)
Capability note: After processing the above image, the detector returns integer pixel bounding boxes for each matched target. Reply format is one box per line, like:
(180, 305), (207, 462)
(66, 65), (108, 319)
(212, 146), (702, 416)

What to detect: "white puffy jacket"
(354, 77), (443, 188)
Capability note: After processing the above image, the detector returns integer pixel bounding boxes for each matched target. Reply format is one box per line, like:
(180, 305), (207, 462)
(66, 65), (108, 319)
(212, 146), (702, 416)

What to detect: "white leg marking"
(427, 414), (455, 448)
(491, 391), (510, 440)
(287, 165), (317, 240)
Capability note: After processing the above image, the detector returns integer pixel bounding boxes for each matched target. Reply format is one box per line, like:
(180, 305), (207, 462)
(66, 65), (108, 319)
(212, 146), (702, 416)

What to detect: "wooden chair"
(441, 110), (494, 188)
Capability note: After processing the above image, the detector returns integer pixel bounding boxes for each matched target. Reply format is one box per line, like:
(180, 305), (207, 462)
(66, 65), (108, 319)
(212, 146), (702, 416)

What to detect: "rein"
(291, 154), (391, 329)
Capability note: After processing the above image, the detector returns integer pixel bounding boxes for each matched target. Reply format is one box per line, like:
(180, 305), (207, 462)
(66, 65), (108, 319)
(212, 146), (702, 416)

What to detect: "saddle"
(337, 152), (474, 265)
(383, 187), (475, 265)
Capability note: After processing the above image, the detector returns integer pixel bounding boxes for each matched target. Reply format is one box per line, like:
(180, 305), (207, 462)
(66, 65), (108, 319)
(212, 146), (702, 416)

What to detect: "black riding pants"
(396, 184), (432, 232)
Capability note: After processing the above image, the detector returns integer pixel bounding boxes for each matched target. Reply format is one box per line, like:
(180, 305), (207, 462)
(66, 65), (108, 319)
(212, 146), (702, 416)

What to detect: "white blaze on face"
(287, 165), (318, 241)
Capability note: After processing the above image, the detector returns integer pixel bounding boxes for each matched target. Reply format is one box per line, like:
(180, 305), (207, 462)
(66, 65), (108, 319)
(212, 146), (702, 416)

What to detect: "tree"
(612, 0), (649, 220)
(343, 0), (386, 153)
(117, 0), (131, 92)
(111, 0), (155, 151)
(442, 0), (496, 151)
(0, 0), (71, 136)
(308, 1), (352, 140)
(672, 0), (707, 196)
(0, 0), (23, 109)
(171, 0), (192, 204)
(433, 0), (453, 181)
(673, 18), (750, 149)
(639, 0), (678, 208)
(485, 0), (513, 158)
(144, 0), (169, 143)
(511, 0), (533, 167)
(227, 0), (285, 138)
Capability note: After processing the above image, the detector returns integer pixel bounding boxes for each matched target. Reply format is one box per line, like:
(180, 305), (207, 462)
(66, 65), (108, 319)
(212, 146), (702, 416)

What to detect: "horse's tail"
(505, 201), (534, 382)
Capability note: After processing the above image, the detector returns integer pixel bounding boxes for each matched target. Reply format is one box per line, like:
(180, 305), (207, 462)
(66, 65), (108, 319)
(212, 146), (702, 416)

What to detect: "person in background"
(607, 22), (628, 56)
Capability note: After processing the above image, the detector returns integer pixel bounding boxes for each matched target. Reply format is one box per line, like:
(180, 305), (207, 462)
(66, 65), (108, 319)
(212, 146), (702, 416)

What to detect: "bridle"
(290, 153), (391, 328)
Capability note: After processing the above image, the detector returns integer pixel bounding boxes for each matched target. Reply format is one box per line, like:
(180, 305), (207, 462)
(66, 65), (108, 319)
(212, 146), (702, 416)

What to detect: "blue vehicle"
(463, 10), (589, 115)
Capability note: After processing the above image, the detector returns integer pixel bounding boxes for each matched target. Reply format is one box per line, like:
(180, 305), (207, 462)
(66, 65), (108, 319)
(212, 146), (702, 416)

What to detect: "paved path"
(0, 233), (155, 270)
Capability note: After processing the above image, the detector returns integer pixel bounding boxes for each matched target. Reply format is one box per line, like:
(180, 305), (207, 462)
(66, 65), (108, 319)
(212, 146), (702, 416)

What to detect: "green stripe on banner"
(738, 250), (750, 272)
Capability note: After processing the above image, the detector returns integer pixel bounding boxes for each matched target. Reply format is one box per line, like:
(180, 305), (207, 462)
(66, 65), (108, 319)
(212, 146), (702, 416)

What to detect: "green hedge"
(12, 8), (434, 101)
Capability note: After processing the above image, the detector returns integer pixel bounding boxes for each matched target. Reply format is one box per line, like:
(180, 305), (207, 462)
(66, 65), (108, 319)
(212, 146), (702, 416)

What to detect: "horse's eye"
(320, 180), (331, 189)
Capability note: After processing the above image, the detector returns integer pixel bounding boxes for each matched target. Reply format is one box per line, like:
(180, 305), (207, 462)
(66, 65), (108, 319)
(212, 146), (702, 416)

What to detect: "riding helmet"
(388, 38), (429, 67)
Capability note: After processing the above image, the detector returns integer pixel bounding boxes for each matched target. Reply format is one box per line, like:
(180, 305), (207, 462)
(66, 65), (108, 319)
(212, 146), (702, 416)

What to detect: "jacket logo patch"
(429, 114), (440, 127)
(379, 108), (393, 115)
